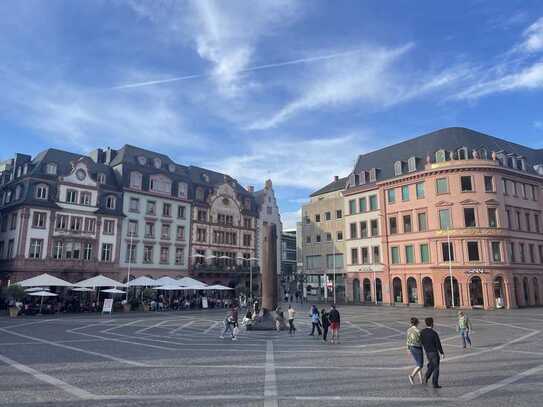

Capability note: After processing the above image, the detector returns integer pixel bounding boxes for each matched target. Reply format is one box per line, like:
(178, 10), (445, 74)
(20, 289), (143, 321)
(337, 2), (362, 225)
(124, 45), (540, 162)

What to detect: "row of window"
(65, 189), (117, 209)
(23, 238), (114, 262)
(348, 195), (378, 215)
(349, 219), (379, 239)
(305, 231), (343, 244)
(129, 197), (187, 219)
(306, 209), (343, 224)
(55, 214), (116, 235)
(196, 209), (253, 228)
(126, 243), (185, 265)
(195, 228), (253, 247)
(350, 246), (381, 265)
(305, 253), (345, 270)
(0, 212), (18, 232)
(127, 220), (185, 241)
(389, 241), (543, 265)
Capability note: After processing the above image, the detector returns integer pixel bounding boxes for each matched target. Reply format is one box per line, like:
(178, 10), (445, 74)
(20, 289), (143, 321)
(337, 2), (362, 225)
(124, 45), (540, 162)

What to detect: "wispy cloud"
(205, 133), (372, 190)
(282, 208), (302, 230)
(2, 70), (203, 152)
(519, 17), (543, 53)
(128, 0), (300, 97)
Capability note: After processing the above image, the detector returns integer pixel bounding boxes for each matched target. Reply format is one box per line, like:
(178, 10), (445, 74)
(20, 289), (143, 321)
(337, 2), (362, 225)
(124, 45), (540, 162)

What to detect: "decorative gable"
(435, 200), (453, 207)
(459, 199), (480, 206)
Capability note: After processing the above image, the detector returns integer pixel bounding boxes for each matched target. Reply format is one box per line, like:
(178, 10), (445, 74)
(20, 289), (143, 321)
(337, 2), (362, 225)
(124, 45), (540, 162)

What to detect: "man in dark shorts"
(328, 304), (340, 344)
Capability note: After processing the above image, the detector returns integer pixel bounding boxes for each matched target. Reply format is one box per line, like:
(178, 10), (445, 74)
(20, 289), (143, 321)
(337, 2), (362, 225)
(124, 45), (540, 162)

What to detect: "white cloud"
(205, 133), (371, 190)
(455, 60), (543, 99)
(520, 17), (543, 53)
(128, 0), (299, 98)
(534, 120), (543, 129)
(2, 70), (202, 151)
(281, 208), (302, 230)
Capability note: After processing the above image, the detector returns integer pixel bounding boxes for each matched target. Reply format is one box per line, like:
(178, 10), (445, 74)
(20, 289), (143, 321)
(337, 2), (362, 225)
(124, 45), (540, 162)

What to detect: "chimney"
(334, 175), (339, 181)
(104, 147), (117, 165)
(248, 185), (254, 193)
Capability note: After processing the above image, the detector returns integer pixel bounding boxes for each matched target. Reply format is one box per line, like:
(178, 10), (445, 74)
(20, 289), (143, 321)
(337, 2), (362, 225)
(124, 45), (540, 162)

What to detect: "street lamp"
(126, 233), (133, 302)
(236, 256), (259, 303)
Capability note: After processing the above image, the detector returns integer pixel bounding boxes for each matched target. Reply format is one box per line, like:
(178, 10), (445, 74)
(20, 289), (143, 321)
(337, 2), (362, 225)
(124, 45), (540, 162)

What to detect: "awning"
(16, 273), (73, 287)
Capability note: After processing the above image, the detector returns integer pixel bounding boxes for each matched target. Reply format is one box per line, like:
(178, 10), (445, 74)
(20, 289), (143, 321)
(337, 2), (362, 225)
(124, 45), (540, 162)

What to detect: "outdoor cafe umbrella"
(206, 284), (233, 290)
(128, 276), (159, 287)
(102, 288), (126, 295)
(176, 277), (207, 288)
(17, 273), (73, 287)
(155, 276), (179, 286)
(28, 290), (58, 313)
(75, 275), (123, 306)
(71, 287), (94, 292)
(24, 287), (50, 292)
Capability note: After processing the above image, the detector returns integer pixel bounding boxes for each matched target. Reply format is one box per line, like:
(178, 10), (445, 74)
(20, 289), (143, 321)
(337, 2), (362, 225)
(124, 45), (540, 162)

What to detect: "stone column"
(261, 223), (277, 311)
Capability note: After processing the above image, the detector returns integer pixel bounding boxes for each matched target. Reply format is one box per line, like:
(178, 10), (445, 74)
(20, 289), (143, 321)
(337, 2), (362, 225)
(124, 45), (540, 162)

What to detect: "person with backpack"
(457, 311), (472, 348)
(328, 304), (340, 344)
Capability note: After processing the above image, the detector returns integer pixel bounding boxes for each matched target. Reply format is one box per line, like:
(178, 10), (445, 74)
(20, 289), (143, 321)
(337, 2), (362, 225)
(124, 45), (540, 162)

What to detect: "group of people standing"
(298, 304), (341, 343)
(406, 311), (472, 388)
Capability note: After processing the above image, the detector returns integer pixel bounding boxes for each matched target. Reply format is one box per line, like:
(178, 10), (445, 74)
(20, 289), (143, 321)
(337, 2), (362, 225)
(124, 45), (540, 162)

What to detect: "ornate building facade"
(0, 150), (123, 283)
(304, 128), (543, 309)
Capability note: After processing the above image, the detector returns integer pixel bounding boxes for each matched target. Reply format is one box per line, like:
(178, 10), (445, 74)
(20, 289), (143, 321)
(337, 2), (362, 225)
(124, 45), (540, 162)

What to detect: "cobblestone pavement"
(1, 305), (543, 406)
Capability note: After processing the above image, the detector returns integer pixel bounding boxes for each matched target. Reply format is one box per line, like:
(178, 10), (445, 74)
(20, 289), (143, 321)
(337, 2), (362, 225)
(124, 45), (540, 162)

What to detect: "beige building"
(343, 186), (385, 303)
(301, 176), (346, 302)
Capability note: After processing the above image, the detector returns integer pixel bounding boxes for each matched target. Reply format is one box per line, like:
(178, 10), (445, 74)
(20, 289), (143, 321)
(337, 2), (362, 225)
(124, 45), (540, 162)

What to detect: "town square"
(2, 0), (543, 406)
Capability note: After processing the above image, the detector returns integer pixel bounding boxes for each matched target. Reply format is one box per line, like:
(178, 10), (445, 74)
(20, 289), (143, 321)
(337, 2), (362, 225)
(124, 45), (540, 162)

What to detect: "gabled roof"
(310, 176), (348, 197)
(188, 165), (253, 197)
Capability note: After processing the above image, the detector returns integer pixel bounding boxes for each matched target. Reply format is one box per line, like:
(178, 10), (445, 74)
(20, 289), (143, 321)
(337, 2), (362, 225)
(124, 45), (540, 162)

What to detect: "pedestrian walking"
(220, 312), (234, 339)
(328, 304), (340, 344)
(457, 311), (472, 348)
(288, 304), (296, 336)
(406, 317), (424, 384)
(420, 317), (444, 389)
(321, 308), (330, 343)
(309, 305), (322, 336)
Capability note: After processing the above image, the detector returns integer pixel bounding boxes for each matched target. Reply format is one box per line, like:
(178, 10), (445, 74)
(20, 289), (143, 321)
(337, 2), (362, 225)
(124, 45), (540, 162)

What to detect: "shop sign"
(466, 268), (487, 274)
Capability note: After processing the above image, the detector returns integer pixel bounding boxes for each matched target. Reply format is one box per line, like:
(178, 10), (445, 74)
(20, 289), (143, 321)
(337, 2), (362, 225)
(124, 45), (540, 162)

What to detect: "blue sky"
(1, 1), (543, 228)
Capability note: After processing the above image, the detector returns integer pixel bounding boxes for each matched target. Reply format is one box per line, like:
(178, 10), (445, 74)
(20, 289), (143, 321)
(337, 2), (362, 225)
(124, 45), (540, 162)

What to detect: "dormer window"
(195, 187), (205, 201)
(168, 164), (176, 173)
(520, 159), (526, 171)
(478, 148), (488, 160)
(534, 164), (543, 175)
(435, 149), (446, 163)
(23, 164), (28, 175)
(97, 173), (106, 184)
(153, 158), (162, 169)
(35, 184), (48, 200)
(496, 152), (506, 167)
(45, 163), (57, 175)
(369, 168), (377, 182)
(394, 161), (403, 176)
(105, 195), (116, 209)
(149, 174), (172, 194)
(137, 156), (147, 166)
(129, 171), (142, 189)
(457, 147), (468, 160)
(359, 171), (366, 185)
(16, 167), (22, 178)
(178, 182), (187, 198)
(5, 190), (12, 203)
(202, 173), (210, 183)
(15, 185), (22, 200)
(407, 157), (416, 172)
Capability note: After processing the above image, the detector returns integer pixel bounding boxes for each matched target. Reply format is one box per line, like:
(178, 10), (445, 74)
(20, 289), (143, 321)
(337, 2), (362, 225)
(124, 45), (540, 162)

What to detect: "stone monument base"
(247, 309), (288, 331)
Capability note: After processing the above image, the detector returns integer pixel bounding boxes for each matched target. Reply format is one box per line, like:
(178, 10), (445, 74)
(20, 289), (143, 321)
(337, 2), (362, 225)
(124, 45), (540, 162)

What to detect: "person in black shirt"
(328, 305), (341, 344)
(420, 317), (444, 388)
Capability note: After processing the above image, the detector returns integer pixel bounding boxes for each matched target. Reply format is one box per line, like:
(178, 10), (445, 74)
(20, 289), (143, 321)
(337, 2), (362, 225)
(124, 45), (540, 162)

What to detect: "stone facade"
(301, 177), (346, 302)
(0, 146), (281, 293)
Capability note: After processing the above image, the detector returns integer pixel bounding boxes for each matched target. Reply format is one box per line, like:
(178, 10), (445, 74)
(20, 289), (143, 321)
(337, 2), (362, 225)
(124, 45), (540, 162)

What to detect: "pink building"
(340, 128), (543, 309)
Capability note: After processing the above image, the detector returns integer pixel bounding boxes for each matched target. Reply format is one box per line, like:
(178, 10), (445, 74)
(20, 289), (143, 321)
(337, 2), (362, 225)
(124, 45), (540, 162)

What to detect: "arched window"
(153, 157), (162, 169)
(457, 147), (468, 160)
(394, 161), (403, 176)
(105, 195), (116, 209)
(97, 173), (106, 184)
(478, 148), (488, 160)
(35, 183), (48, 200)
(149, 175), (172, 194)
(408, 157), (416, 172)
(435, 149), (446, 163)
(129, 171), (142, 189)
(5, 190), (12, 203)
(45, 162), (57, 175)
